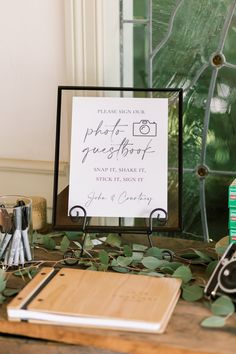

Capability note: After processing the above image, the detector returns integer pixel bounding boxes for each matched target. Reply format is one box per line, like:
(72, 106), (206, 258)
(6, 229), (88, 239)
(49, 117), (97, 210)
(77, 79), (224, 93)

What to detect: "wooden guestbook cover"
(7, 267), (181, 333)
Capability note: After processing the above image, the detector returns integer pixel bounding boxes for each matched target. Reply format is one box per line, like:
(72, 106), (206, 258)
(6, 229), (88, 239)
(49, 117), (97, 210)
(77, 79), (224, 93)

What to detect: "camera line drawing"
(133, 120), (157, 137)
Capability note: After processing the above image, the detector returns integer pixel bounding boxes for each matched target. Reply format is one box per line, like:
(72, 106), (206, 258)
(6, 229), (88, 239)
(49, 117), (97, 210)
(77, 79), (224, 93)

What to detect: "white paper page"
(68, 97), (168, 218)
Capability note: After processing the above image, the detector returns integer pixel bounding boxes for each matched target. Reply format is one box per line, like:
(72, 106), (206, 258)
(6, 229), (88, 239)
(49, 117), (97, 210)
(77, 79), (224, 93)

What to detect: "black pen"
(8, 206), (21, 266)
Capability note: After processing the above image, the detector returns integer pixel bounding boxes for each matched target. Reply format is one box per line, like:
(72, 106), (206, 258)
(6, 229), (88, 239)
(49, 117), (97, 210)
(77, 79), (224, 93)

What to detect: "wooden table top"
(0, 236), (235, 354)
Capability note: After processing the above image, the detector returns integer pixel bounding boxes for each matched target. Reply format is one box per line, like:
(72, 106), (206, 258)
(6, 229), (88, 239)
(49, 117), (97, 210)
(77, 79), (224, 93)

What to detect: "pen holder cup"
(0, 195), (33, 268)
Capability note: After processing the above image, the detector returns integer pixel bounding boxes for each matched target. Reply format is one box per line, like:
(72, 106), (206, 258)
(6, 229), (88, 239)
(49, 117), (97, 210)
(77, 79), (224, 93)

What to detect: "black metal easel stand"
(67, 205), (170, 259)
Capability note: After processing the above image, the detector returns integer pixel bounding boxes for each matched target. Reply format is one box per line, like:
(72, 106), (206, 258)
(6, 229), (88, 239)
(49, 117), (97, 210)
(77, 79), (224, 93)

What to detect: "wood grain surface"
(0, 236), (235, 354)
(8, 267), (181, 333)
(1, 299), (236, 354)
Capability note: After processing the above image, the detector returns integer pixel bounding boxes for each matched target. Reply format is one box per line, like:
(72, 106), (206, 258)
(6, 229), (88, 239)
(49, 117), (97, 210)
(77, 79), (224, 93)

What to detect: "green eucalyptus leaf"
(45, 232), (64, 238)
(3, 288), (20, 297)
(117, 256), (133, 267)
(35, 232), (63, 245)
(65, 231), (83, 240)
(92, 236), (106, 246)
(25, 268), (34, 280)
(215, 236), (229, 256)
(160, 262), (182, 274)
(206, 260), (219, 277)
(132, 251), (144, 262)
(0, 280), (7, 293)
(190, 257), (209, 265)
(139, 270), (165, 277)
(160, 266), (175, 275)
(98, 264), (109, 271)
(83, 234), (94, 250)
(146, 272), (165, 277)
(0, 293), (6, 304)
(145, 247), (163, 259)
(60, 236), (70, 253)
(111, 259), (119, 267)
(165, 262), (183, 270)
(86, 265), (97, 271)
(106, 234), (122, 248)
(33, 231), (44, 244)
(43, 235), (56, 250)
(215, 246), (227, 257)
(132, 244), (148, 252)
(73, 241), (82, 249)
(30, 268), (39, 278)
(0, 268), (6, 281)
(201, 316), (226, 328)
(172, 265), (192, 283)
(203, 299), (212, 310)
(63, 253), (78, 265)
(13, 267), (34, 279)
(182, 284), (204, 302)
(141, 256), (165, 270)
(123, 244), (133, 257)
(180, 252), (199, 259)
(78, 259), (93, 266)
(14, 269), (27, 276)
(211, 295), (235, 316)
(193, 250), (212, 263)
(112, 266), (129, 273)
(27, 267), (39, 279)
(74, 250), (82, 258)
(99, 250), (110, 265)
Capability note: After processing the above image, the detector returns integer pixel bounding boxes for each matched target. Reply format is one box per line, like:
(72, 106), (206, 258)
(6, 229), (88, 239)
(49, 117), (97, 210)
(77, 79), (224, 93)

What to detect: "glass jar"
(0, 195), (33, 268)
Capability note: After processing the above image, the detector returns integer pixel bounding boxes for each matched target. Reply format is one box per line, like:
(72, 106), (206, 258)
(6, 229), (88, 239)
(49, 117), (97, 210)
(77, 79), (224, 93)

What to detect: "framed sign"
(53, 86), (182, 233)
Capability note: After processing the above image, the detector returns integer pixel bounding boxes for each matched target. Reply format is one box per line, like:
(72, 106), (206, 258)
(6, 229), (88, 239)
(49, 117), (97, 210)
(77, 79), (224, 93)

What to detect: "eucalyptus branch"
(1, 232), (235, 332)
(34, 245), (62, 255)
(173, 255), (193, 264)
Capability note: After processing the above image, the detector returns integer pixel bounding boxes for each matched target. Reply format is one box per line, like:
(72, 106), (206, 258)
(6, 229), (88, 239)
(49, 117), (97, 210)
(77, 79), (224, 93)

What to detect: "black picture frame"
(52, 86), (183, 234)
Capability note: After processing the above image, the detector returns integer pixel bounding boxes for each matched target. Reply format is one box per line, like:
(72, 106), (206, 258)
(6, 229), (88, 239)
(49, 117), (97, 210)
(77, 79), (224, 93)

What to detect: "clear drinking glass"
(0, 195), (33, 268)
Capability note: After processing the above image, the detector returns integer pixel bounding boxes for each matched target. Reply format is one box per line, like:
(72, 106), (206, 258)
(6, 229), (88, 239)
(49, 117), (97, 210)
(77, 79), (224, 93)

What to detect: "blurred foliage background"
(131, 0), (236, 241)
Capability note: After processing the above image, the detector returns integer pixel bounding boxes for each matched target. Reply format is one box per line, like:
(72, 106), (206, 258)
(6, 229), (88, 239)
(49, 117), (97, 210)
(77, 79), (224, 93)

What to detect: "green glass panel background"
(132, 0), (236, 241)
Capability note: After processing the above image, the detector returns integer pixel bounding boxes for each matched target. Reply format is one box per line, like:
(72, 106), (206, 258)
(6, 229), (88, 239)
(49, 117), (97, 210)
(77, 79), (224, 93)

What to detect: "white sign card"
(68, 96), (168, 218)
